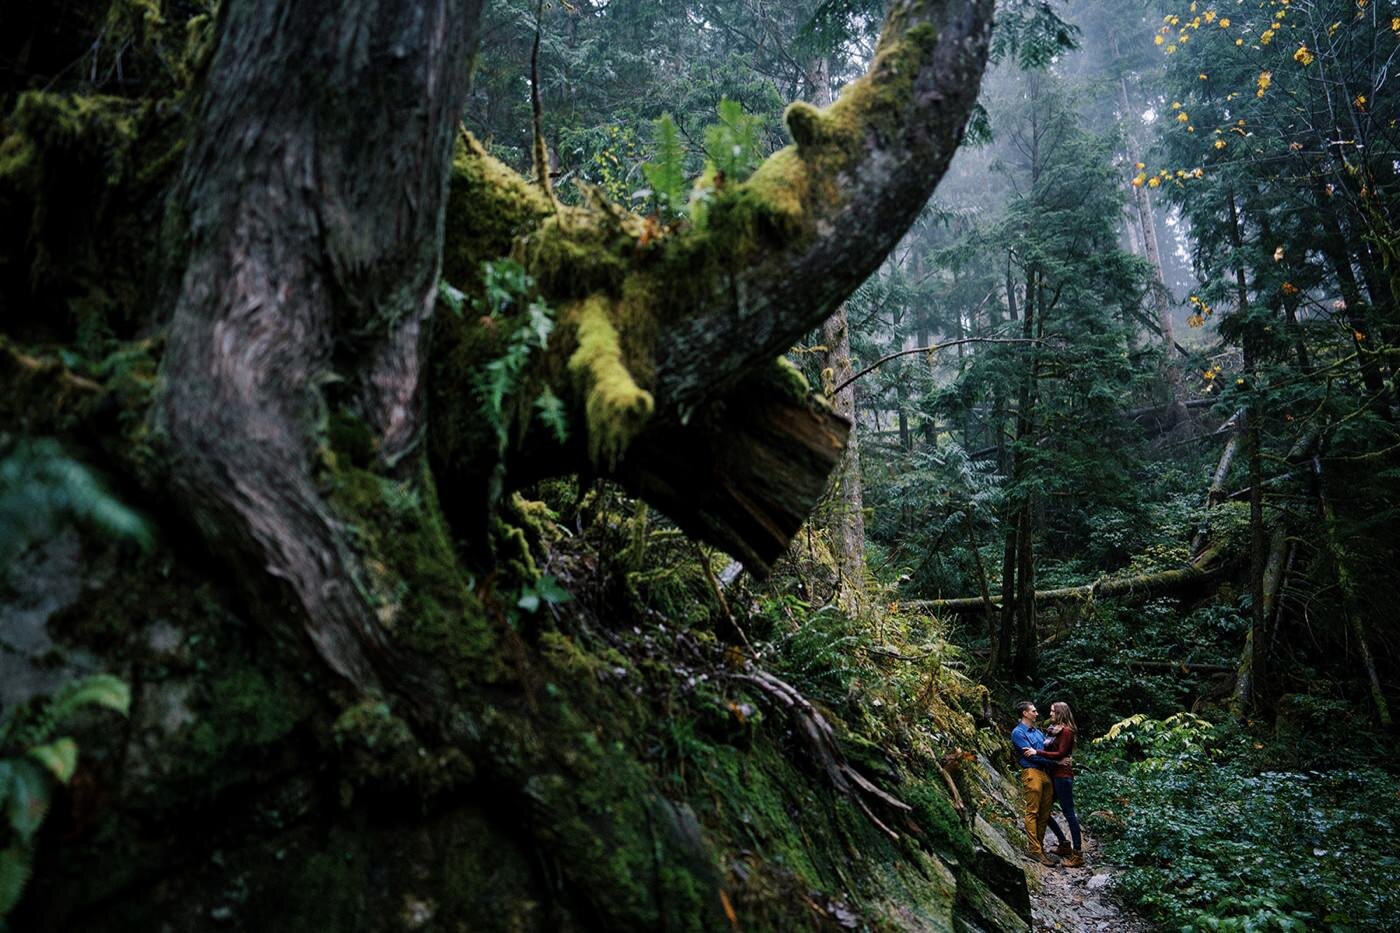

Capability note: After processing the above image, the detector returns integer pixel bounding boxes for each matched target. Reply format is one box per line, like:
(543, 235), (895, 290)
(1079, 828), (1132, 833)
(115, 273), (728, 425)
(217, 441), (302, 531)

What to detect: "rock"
(1087, 873), (1111, 890)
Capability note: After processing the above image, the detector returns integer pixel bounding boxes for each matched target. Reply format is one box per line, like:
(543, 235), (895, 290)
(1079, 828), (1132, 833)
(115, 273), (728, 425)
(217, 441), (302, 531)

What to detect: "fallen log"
(1124, 661), (1236, 674)
(902, 547), (1223, 613)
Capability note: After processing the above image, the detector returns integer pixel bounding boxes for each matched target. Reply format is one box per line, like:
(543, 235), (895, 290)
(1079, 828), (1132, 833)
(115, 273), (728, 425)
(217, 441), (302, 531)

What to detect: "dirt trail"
(1025, 827), (1151, 932)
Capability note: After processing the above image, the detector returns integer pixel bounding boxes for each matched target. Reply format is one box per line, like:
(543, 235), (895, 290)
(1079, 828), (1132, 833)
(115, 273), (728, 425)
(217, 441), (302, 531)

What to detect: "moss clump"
(904, 779), (975, 862)
(321, 449), (500, 688)
(567, 296), (654, 469)
(332, 698), (475, 796)
(172, 667), (303, 783)
(442, 135), (553, 293)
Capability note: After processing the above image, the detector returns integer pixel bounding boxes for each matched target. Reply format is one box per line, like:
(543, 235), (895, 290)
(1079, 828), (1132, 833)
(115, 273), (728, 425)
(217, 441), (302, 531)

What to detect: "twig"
(833, 336), (1052, 395)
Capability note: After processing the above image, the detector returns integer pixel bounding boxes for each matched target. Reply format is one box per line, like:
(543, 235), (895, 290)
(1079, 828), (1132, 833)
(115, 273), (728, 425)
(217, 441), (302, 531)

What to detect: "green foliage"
(702, 98), (764, 183)
(514, 573), (572, 615)
(640, 113), (688, 218)
(0, 675), (131, 920)
(761, 598), (868, 711)
(1080, 715), (1400, 931)
(989, 0), (1081, 69)
(0, 438), (151, 561)
(470, 259), (566, 504)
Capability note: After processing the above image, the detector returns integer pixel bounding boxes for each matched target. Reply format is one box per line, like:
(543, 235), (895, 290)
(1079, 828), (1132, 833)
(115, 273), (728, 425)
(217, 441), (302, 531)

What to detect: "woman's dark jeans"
(1052, 777), (1081, 850)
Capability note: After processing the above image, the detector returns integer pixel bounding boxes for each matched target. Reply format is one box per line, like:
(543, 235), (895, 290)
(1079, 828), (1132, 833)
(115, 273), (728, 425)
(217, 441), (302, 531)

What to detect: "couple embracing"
(1010, 700), (1082, 868)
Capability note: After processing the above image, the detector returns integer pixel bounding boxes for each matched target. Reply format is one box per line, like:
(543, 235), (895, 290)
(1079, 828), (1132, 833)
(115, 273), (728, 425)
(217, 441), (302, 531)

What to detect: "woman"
(1027, 701), (1082, 867)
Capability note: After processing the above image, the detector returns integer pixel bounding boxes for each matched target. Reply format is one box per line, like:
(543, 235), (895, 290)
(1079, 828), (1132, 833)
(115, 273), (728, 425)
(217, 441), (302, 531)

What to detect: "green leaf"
(437, 279), (467, 317)
(5, 760), (49, 843)
(27, 738), (78, 784)
(534, 387), (569, 444)
(516, 574), (573, 614)
(0, 845), (33, 917)
(534, 574), (573, 606)
(49, 674), (130, 723)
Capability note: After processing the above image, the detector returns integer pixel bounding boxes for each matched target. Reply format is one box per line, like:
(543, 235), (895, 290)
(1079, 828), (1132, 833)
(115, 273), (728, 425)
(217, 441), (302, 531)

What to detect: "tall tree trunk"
(810, 53), (867, 612)
(1112, 36), (1181, 408)
(823, 303), (868, 608)
(1312, 455), (1393, 726)
(1314, 181), (1391, 414)
(992, 256), (1019, 675)
(1226, 189), (1269, 716)
(1009, 268), (1040, 680)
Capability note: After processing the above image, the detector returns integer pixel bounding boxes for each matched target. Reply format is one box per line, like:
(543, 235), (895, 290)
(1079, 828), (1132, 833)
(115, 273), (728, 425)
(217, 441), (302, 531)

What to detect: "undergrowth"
(1078, 711), (1400, 931)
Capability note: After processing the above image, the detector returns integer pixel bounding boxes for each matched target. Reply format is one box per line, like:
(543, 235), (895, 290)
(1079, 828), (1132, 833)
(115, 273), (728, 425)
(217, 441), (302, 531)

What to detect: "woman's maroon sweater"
(1037, 726), (1075, 778)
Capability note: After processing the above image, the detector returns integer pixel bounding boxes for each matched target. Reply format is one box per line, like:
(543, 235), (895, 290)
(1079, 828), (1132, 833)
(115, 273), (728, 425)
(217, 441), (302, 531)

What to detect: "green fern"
(702, 99), (762, 184)
(471, 259), (565, 508)
(640, 113), (688, 218)
(0, 674), (131, 921)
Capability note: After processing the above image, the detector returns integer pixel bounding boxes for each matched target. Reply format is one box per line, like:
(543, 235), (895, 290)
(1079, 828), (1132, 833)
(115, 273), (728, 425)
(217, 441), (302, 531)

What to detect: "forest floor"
(1026, 826), (1151, 933)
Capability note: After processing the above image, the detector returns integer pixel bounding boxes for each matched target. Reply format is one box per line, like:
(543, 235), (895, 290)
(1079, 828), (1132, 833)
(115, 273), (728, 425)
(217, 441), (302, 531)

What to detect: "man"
(1010, 700), (1069, 866)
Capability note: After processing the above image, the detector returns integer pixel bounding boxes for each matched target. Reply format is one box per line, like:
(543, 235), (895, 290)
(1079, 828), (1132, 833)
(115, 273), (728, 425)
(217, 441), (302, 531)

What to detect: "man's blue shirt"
(1010, 722), (1055, 769)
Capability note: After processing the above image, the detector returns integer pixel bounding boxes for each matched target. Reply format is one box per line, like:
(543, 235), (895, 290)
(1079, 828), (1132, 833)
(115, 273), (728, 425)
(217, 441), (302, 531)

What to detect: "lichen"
(567, 296), (654, 469)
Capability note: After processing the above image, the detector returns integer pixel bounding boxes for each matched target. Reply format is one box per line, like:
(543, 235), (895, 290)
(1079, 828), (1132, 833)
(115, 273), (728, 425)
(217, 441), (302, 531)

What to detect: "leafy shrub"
(1079, 714), (1400, 931)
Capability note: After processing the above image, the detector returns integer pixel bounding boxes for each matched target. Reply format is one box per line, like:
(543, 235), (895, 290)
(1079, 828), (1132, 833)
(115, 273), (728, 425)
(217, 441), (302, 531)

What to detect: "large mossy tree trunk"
(7, 0), (999, 927)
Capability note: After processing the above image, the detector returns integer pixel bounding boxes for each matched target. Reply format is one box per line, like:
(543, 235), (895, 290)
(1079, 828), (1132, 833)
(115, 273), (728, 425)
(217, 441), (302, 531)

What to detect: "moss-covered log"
(906, 547), (1227, 614)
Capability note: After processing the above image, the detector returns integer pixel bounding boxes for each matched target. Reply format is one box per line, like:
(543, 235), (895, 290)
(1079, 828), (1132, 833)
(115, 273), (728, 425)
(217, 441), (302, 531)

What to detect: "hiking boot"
(1062, 849), (1084, 868)
(1035, 851), (1061, 867)
(1053, 842), (1075, 857)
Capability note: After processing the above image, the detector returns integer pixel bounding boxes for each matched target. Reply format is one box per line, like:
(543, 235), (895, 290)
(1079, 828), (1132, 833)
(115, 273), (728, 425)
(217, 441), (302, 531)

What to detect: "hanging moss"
(567, 296), (655, 469)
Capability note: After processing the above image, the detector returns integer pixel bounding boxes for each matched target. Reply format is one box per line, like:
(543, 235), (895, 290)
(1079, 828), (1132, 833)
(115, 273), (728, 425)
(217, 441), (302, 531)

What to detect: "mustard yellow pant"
(1019, 767), (1054, 854)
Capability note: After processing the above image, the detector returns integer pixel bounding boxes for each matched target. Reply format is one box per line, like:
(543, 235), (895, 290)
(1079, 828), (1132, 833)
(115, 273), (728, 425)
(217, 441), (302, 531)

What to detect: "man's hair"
(1015, 701), (1035, 717)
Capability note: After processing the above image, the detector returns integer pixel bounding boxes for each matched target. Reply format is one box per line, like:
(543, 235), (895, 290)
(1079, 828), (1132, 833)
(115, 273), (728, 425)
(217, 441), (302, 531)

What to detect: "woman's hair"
(1050, 701), (1077, 733)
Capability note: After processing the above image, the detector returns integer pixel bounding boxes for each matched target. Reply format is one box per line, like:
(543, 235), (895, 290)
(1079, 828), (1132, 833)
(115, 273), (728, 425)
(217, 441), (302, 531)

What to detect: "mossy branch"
(567, 296), (655, 469)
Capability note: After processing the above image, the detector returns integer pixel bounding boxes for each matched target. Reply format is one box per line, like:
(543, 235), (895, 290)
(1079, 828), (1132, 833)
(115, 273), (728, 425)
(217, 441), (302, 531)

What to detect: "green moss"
(332, 698), (475, 796)
(904, 780), (975, 862)
(321, 447), (501, 688)
(567, 296), (654, 469)
(175, 667), (301, 778)
(443, 135), (553, 292)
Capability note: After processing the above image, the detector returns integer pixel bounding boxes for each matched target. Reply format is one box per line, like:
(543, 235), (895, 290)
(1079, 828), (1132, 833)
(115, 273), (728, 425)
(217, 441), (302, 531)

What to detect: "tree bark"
(809, 50), (868, 613)
(153, 0), (482, 695)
